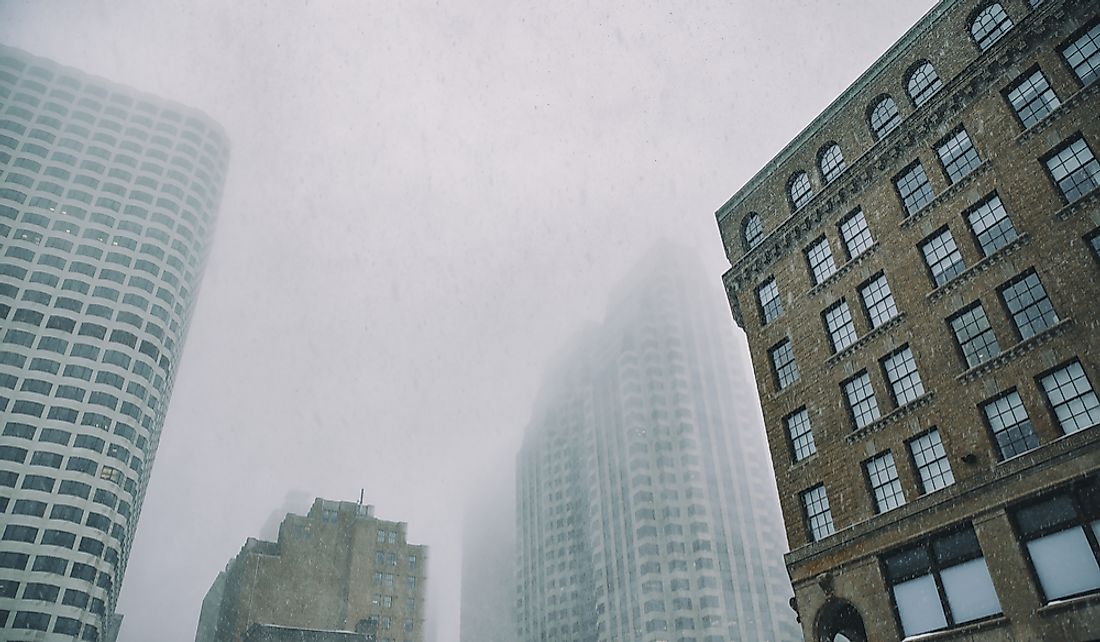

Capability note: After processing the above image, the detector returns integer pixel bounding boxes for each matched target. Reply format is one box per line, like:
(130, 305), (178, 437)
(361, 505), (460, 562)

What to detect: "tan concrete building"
(714, 0), (1100, 640)
(199, 499), (427, 642)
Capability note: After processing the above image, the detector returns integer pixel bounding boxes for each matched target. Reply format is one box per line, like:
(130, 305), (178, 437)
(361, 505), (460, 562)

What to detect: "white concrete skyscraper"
(0, 45), (228, 639)
(516, 247), (800, 642)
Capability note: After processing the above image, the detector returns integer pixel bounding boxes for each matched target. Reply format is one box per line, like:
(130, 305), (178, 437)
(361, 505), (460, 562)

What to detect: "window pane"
(936, 129), (981, 184)
(1006, 69), (1060, 128)
(1000, 271), (1057, 339)
(1040, 361), (1100, 434)
(895, 162), (935, 215)
(820, 143), (846, 183)
(920, 228), (966, 287)
(790, 172), (813, 209)
(769, 339), (799, 390)
(866, 451), (905, 513)
(893, 574), (947, 636)
(756, 278), (782, 325)
(802, 485), (835, 541)
(1046, 137), (1100, 203)
(844, 372), (880, 430)
(907, 62), (943, 107)
(966, 194), (1017, 256)
(786, 409), (816, 462)
(971, 3), (1013, 51)
(910, 429), (954, 493)
(1061, 22), (1100, 86)
(940, 558), (1002, 623)
(744, 213), (764, 249)
(806, 236), (836, 285)
(839, 209), (873, 259)
(950, 303), (1000, 368)
(860, 273), (898, 328)
(870, 96), (901, 139)
(883, 345), (925, 406)
(1027, 527), (1100, 599)
(982, 390), (1039, 459)
(824, 300), (857, 353)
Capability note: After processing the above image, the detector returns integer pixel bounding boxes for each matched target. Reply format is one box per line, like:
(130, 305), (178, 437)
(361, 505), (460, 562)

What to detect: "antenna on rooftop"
(359, 488), (364, 507)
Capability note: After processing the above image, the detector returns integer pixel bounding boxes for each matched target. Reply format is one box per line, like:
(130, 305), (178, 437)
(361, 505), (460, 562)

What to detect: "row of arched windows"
(740, 2), (1029, 253)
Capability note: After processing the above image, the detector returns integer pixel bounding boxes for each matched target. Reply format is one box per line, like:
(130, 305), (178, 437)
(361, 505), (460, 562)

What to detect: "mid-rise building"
(516, 247), (799, 642)
(0, 44), (229, 639)
(714, 1), (1100, 640)
(201, 498), (428, 642)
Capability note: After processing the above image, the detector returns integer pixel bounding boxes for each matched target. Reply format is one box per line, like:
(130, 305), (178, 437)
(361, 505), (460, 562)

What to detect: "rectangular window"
(909, 429), (954, 494)
(801, 484), (835, 542)
(981, 389), (1040, 459)
(1005, 68), (1060, 128)
(769, 339), (800, 390)
(756, 278), (782, 325)
(865, 451), (905, 513)
(948, 303), (1000, 368)
(785, 408), (816, 462)
(965, 194), (1018, 256)
(999, 270), (1058, 339)
(805, 236), (837, 285)
(919, 227), (966, 287)
(895, 161), (935, 215)
(1044, 136), (1100, 203)
(936, 128), (982, 184)
(843, 371), (880, 430)
(1039, 360), (1100, 434)
(882, 345), (925, 406)
(883, 527), (1001, 637)
(1012, 479), (1100, 602)
(838, 208), (874, 259)
(823, 300), (858, 353)
(1060, 22), (1100, 86)
(859, 273), (899, 328)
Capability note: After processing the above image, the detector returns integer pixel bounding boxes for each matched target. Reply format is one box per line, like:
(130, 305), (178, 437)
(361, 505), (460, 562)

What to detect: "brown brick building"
(714, 1), (1100, 640)
(197, 499), (427, 642)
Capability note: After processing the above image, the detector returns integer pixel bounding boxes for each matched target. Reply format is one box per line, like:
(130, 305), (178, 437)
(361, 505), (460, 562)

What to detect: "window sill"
(901, 615), (1009, 642)
(847, 391), (935, 444)
(957, 318), (1075, 384)
(1054, 188), (1100, 222)
(1037, 589), (1100, 617)
(1016, 80), (1100, 145)
(900, 161), (992, 231)
(927, 232), (1030, 303)
(807, 242), (881, 298)
(826, 313), (906, 369)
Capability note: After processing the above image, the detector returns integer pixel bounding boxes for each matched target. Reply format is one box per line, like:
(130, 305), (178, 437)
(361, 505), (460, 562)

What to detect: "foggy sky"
(1, 1), (935, 640)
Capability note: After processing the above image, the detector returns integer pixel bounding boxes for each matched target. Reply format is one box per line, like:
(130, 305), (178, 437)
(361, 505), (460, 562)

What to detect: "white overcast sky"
(1, 1), (935, 639)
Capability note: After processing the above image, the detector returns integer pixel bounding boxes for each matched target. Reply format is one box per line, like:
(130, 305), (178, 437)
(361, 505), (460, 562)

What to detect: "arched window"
(743, 213), (764, 250)
(868, 95), (901, 140)
(906, 62), (943, 107)
(819, 143), (846, 183)
(971, 4), (1013, 51)
(789, 172), (813, 209)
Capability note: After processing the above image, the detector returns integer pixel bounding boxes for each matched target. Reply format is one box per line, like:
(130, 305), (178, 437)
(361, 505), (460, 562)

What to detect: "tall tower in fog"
(459, 470), (515, 642)
(515, 247), (799, 642)
(0, 45), (228, 639)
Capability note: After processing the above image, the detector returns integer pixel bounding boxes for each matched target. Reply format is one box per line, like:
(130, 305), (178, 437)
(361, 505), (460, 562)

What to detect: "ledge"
(900, 161), (992, 231)
(957, 318), (1075, 384)
(1016, 79), (1100, 145)
(807, 242), (881, 298)
(846, 391), (935, 444)
(900, 615), (1010, 642)
(826, 313), (906, 369)
(927, 232), (1031, 303)
(1036, 590), (1100, 617)
(1054, 188), (1100, 222)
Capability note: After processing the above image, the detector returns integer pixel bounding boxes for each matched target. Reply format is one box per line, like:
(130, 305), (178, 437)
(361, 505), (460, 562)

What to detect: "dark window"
(869, 95), (901, 140)
(919, 227), (966, 287)
(1044, 136), (1100, 203)
(805, 236), (836, 285)
(859, 273), (899, 328)
(1039, 360), (1100, 434)
(936, 129), (981, 184)
(743, 213), (764, 250)
(981, 389), (1039, 459)
(965, 194), (1018, 256)
(769, 339), (799, 390)
(1060, 22), (1100, 85)
(883, 526), (1001, 637)
(1006, 68), (1060, 128)
(907, 62), (943, 107)
(1011, 479), (1100, 601)
(970, 3), (1013, 51)
(999, 270), (1058, 339)
(785, 408), (815, 462)
(843, 371), (880, 430)
(31, 555), (67, 575)
(909, 429), (954, 493)
(801, 484), (835, 541)
(948, 303), (1000, 368)
(12, 611), (50, 631)
(895, 161), (935, 215)
(865, 451), (905, 513)
(838, 209), (874, 259)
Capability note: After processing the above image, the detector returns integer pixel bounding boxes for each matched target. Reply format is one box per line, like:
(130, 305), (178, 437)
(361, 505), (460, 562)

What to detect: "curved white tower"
(0, 45), (228, 640)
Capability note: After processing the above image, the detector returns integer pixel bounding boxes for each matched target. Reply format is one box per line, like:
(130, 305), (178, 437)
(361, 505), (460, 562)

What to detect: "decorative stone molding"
(1054, 189), (1100, 222)
(899, 161), (992, 231)
(826, 313), (907, 369)
(846, 391), (935, 444)
(958, 318), (1076, 384)
(927, 232), (1031, 302)
(808, 243), (881, 299)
